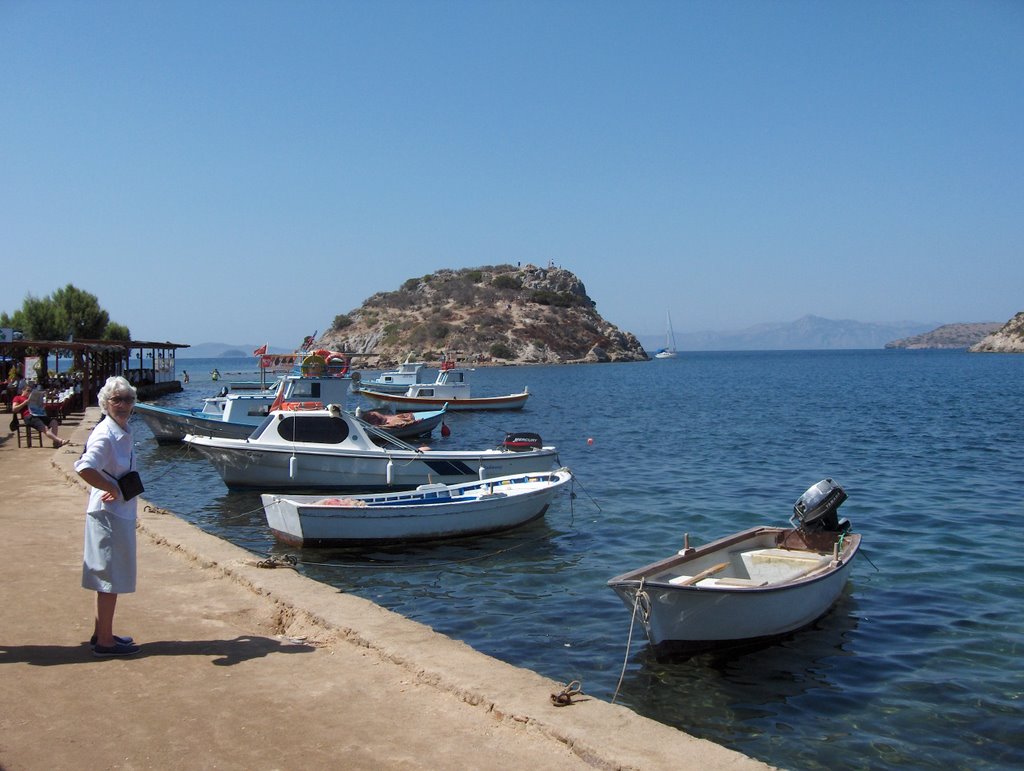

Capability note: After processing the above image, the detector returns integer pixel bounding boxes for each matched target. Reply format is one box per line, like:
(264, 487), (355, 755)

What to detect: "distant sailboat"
(654, 312), (678, 359)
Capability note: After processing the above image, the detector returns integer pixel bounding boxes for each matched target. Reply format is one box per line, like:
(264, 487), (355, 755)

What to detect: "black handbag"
(116, 470), (144, 501)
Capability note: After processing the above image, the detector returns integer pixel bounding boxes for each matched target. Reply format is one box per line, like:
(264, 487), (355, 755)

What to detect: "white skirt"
(82, 510), (137, 594)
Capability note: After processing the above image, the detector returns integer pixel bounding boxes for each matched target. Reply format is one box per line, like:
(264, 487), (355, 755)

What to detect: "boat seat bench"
(665, 548), (832, 587)
(742, 548), (831, 583)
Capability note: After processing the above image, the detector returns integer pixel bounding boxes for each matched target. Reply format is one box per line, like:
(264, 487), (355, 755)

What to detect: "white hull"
(260, 468), (572, 545)
(608, 526), (860, 649)
(190, 441), (556, 490)
(186, 406), (558, 491)
(352, 357), (433, 394)
(135, 404), (258, 443)
(654, 311), (678, 358)
(354, 365), (529, 411)
(138, 402), (445, 443)
(357, 389), (529, 411)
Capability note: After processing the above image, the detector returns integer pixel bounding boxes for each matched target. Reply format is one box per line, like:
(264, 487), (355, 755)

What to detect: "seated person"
(11, 383), (67, 447)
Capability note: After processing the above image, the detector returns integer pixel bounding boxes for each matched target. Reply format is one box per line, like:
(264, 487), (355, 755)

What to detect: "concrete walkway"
(0, 408), (771, 770)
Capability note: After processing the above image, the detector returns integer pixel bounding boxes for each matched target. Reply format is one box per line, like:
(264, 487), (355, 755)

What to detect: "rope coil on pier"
(550, 680), (582, 706)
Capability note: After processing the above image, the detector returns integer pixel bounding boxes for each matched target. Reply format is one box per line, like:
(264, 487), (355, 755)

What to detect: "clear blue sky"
(3, 1), (1021, 349)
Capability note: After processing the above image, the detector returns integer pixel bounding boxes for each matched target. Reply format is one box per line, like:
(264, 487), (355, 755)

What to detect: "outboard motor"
(502, 432), (543, 451)
(791, 478), (850, 533)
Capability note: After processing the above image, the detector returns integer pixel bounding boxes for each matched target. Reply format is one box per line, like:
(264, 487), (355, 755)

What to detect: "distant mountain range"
(179, 313), (1011, 359)
(639, 315), (940, 352)
(176, 342), (292, 359)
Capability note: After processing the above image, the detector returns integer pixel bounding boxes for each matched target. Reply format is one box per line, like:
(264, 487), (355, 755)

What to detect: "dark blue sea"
(136, 351), (1024, 770)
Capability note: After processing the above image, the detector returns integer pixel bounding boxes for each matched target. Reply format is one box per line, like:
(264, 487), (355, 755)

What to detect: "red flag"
(253, 343), (268, 356)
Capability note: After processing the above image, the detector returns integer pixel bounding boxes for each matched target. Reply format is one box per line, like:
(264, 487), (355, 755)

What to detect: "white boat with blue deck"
(260, 467), (573, 546)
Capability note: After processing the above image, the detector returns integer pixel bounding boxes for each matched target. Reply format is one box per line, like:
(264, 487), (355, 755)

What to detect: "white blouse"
(74, 415), (139, 520)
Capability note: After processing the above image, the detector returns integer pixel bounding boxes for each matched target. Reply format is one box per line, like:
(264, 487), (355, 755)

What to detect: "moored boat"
(353, 363), (529, 411)
(350, 354), (433, 395)
(607, 479), (860, 652)
(186, 404), (558, 490)
(260, 467), (573, 546)
(653, 311), (678, 359)
(136, 370), (444, 443)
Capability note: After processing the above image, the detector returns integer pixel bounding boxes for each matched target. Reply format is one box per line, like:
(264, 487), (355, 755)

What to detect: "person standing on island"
(74, 376), (142, 657)
(11, 383), (67, 447)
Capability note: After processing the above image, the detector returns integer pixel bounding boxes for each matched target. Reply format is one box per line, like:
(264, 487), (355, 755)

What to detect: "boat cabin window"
(419, 389), (434, 397)
(288, 382), (321, 399)
(275, 415), (350, 444)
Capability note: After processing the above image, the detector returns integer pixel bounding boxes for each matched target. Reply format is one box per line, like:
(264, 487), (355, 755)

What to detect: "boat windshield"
(275, 415), (350, 444)
(248, 414), (276, 440)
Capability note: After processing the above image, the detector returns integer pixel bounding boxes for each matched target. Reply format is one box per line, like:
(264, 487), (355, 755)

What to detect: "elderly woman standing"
(74, 376), (142, 657)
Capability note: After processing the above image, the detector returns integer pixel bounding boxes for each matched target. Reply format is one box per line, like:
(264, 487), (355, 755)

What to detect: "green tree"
(21, 294), (66, 340)
(1, 285), (128, 341)
(52, 284), (110, 338)
(103, 322), (131, 340)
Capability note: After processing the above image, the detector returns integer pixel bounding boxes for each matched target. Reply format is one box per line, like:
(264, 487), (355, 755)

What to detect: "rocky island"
(885, 322), (1004, 350)
(317, 264), (648, 365)
(969, 311), (1024, 353)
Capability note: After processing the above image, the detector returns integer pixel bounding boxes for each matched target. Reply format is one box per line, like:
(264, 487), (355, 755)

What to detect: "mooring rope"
(611, 576), (644, 704)
(550, 679), (583, 706)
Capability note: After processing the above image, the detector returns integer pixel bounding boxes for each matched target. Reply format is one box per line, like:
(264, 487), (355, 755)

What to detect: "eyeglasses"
(109, 396), (136, 405)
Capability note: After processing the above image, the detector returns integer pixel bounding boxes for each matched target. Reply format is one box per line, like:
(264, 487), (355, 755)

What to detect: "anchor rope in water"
(611, 576), (644, 704)
(138, 439), (196, 485)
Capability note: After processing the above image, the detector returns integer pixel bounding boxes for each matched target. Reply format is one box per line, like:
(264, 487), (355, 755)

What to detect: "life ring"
(326, 356), (349, 377)
(301, 354), (326, 375)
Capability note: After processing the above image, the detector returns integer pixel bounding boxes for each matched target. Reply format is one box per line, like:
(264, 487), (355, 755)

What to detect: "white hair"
(97, 375), (137, 414)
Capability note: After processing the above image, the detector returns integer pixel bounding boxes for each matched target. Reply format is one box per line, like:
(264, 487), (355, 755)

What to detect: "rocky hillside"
(968, 312), (1024, 353)
(885, 322), (1004, 350)
(317, 264), (648, 366)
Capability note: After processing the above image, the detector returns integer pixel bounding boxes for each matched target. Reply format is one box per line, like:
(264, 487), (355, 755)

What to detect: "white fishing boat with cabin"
(351, 354), (433, 395)
(353, 361), (529, 411)
(186, 404), (558, 490)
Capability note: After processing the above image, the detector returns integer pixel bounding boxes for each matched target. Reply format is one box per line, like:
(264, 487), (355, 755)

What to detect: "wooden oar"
(677, 561), (730, 586)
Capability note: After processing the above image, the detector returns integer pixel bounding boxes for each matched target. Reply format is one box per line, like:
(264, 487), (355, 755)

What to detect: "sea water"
(135, 350), (1024, 770)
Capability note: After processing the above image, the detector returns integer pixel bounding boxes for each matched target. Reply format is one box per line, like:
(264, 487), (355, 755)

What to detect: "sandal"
(90, 634), (134, 647)
(93, 641), (141, 657)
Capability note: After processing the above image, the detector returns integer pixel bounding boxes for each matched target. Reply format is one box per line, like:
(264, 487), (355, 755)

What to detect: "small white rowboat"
(608, 479), (861, 651)
(260, 467), (573, 546)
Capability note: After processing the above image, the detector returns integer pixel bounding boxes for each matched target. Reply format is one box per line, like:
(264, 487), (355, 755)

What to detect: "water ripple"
(135, 351), (1024, 769)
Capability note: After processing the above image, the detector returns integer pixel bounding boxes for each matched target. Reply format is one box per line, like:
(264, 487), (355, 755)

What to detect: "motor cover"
(792, 478), (848, 532)
(502, 432), (543, 451)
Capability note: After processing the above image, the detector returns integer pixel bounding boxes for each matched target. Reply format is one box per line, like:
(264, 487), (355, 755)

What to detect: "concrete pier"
(0, 407), (771, 770)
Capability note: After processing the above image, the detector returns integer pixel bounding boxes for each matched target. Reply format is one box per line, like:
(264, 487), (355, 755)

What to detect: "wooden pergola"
(1, 338), (190, 409)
